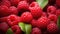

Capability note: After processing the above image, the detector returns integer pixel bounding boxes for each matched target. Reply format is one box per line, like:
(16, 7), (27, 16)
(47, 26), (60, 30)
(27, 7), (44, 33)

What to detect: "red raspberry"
(7, 15), (20, 26)
(17, 1), (29, 11)
(1, 0), (11, 7)
(42, 12), (47, 17)
(11, 25), (22, 34)
(29, 2), (43, 19)
(10, 0), (20, 6)
(56, 9), (60, 16)
(0, 5), (9, 17)
(47, 23), (58, 33)
(0, 22), (9, 33)
(37, 16), (50, 29)
(9, 6), (18, 15)
(31, 27), (42, 34)
(48, 14), (57, 24)
(56, 0), (60, 7)
(20, 12), (33, 23)
(31, 19), (37, 27)
(47, 6), (56, 14)
(0, 17), (7, 23)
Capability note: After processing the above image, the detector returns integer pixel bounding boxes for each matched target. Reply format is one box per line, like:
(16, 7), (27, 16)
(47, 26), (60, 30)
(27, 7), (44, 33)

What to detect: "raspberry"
(48, 14), (57, 24)
(0, 5), (9, 17)
(10, 0), (20, 6)
(1, 0), (11, 7)
(56, 0), (60, 7)
(47, 23), (58, 33)
(11, 25), (22, 34)
(31, 27), (42, 34)
(42, 12), (47, 17)
(17, 1), (29, 11)
(29, 2), (43, 19)
(37, 16), (50, 29)
(9, 6), (18, 15)
(47, 6), (56, 14)
(0, 17), (7, 23)
(31, 19), (37, 27)
(0, 22), (9, 33)
(56, 9), (60, 16)
(7, 15), (20, 26)
(20, 12), (33, 23)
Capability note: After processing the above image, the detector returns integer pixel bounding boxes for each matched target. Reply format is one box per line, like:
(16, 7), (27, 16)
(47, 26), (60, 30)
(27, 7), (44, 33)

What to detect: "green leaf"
(18, 22), (25, 32)
(25, 24), (32, 34)
(36, 0), (48, 9)
(57, 16), (60, 29)
(6, 28), (13, 34)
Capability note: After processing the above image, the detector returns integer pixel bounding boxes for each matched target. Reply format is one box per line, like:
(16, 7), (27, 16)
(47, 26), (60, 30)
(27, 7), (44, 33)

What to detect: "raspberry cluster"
(0, 0), (60, 34)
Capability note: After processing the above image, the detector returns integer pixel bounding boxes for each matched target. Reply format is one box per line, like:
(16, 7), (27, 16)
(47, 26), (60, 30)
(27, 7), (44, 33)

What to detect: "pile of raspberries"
(0, 0), (60, 34)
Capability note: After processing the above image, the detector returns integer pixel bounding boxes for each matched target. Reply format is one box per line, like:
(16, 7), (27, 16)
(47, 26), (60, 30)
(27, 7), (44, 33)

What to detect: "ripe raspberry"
(0, 17), (7, 23)
(42, 12), (47, 17)
(47, 23), (58, 33)
(0, 5), (9, 17)
(1, 0), (11, 7)
(37, 16), (50, 29)
(7, 15), (20, 26)
(10, 0), (20, 6)
(29, 2), (43, 19)
(31, 27), (42, 34)
(17, 1), (29, 11)
(11, 25), (22, 34)
(9, 6), (18, 15)
(48, 14), (57, 24)
(31, 19), (37, 27)
(56, 0), (60, 7)
(56, 9), (60, 16)
(47, 6), (56, 14)
(20, 12), (33, 23)
(0, 22), (9, 33)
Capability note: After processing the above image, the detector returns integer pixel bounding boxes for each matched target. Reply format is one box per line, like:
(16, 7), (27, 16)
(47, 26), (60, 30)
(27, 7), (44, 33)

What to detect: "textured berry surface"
(17, 1), (29, 11)
(0, 5), (9, 17)
(10, 0), (20, 6)
(48, 14), (57, 23)
(56, 9), (60, 16)
(31, 27), (42, 34)
(42, 12), (47, 17)
(7, 15), (20, 26)
(29, 2), (42, 19)
(37, 16), (50, 29)
(11, 25), (22, 34)
(0, 17), (7, 23)
(20, 12), (33, 23)
(47, 6), (56, 14)
(31, 19), (37, 27)
(9, 6), (18, 15)
(47, 23), (58, 33)
(0, 22), (9, 32)
(1, 0), (11, 7)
